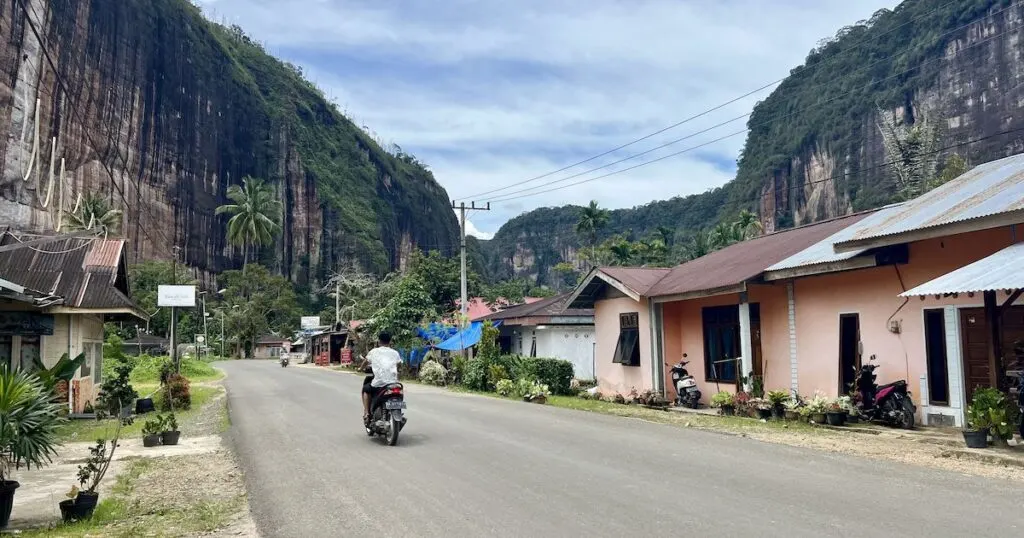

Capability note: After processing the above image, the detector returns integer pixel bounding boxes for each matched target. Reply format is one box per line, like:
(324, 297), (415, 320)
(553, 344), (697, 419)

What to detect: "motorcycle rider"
(358, 331), (402, 426)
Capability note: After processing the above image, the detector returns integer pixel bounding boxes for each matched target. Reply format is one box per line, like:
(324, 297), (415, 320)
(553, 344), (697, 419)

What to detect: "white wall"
(508, 325), (595, 380)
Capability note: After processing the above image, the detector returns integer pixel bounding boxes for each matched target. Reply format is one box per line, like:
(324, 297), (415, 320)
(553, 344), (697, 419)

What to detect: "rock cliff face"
(0, 0), (459, 284)
(485, 0), (1024, 279)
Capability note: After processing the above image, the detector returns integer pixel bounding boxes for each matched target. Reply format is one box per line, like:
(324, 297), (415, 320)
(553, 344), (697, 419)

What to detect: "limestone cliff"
(0, 0), (459, 284)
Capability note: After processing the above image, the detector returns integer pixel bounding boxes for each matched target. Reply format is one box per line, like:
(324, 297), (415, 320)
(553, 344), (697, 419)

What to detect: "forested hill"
(481, 0), (1024, 284)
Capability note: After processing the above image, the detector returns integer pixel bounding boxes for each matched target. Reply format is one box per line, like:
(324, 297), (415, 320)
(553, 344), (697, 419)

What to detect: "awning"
(900, 243), (1024, 297)
(434, 321), (502, 351)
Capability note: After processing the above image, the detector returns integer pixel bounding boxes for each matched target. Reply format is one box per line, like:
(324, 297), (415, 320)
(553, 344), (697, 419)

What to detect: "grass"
(56, 385), (222, 443)
(129, 356), (225, 384)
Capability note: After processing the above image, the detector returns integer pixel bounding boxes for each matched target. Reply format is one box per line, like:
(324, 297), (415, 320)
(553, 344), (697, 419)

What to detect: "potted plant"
(963, 387), (1013, 448)
(142, 417), (163, 447)
(806, 392), (828, 424)
(160, 413), (180, 446)
(783, 399), (802, 421)
(59, 416), (123, 523)
(748, 398), (773, 420)
(825, 399), (848, 426)
(521, 381), (550, 404)
(0, 370), (63, 528)
(733, 391), (752, 417)
(766, 390), (790, 419)
(710, 391), (735, 416)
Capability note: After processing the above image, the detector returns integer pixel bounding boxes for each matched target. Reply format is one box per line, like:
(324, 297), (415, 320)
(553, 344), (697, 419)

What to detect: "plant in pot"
(0, 369), (63, 529)
(825, 398), (848, 426)
(806, 392), (829, 424)
(710, 391), (735, 416)
(160, 413), (180, 446)
(60, 416), (123, 523)
(96, 360), (138, 418)
(749, 398), (773, 420)
(142, 417), (163, 447)
(963, 387), (1015, 448)
(733, 391), (752, 417)
(766, 390), (790, 419)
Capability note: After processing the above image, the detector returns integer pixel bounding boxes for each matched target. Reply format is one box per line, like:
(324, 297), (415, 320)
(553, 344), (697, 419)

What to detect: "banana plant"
(30, 352), (86, 394)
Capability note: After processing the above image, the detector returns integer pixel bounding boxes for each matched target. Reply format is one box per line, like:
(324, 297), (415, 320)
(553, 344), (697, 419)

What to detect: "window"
(0, 336), (11, 370)
(81, 343), (94, 378)
(924, 309), (949, 405)
(703, 306), (740, 382)
(612, 312), (641, 366)
(19, 335), (40, 372)
(529, 334), (537, 358)
(92, 343), (103, 383)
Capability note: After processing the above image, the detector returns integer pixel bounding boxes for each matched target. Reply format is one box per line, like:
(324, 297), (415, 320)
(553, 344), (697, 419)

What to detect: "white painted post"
(918, 374), (929, 426)
(787, 282), (799, 394)
(739, 302), (753, 390)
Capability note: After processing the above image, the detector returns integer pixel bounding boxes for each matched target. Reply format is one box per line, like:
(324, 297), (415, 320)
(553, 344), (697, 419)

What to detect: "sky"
(195, 0), (899, 239)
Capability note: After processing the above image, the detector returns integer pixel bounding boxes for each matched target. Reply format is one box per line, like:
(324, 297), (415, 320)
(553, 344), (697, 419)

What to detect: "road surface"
(221, 361), (1021, 537)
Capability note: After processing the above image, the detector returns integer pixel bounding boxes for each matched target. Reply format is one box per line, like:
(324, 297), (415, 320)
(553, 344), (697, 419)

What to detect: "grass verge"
(56, 385), (222, 442)
(130, 357), (225, 384)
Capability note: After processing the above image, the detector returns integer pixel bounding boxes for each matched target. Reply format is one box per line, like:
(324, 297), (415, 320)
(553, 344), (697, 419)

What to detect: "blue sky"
(196, 0), (899, 238)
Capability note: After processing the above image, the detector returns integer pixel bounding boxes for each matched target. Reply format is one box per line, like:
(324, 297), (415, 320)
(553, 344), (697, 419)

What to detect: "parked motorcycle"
(854, 355), (915, 429)
(280, 354), (289, 367)
(365, 382), (407, 446)
(669, 354), (701, 409)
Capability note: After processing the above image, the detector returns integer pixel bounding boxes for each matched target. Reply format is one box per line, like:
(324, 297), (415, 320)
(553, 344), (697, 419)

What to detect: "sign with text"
(158, 285), (196, 307)
(619, 312), (639, 330)
(300, 316), (321, 330)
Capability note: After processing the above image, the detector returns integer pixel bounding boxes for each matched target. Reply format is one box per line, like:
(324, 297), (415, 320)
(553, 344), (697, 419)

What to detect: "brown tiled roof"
(646, 212), (871, 298)
(0, 233), (143, 315)
(256, 336), (290, 345)
(479, 293), (593, 321)
(598, 267), (672, 295)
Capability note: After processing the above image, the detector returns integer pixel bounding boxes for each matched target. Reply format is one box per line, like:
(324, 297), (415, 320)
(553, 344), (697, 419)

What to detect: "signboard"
(195, 335), (206, 344)
(300, 316), (321, 330)
(0, 312), (54, 335)
(158, 285), (196, 307)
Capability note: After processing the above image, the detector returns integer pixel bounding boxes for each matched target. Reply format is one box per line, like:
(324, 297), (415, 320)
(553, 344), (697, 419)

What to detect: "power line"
(484, 12), (1024, 204)
(456, 0), (966, 201)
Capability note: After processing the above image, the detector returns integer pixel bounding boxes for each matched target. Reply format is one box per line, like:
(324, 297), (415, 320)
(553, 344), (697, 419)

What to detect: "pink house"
(569, 153), (1024, 427)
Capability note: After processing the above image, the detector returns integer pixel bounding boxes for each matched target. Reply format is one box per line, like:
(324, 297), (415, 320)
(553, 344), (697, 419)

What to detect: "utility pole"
(171, 246), (180, 372)
(452, 201), (490, 357)
(335, 279), (341, 326)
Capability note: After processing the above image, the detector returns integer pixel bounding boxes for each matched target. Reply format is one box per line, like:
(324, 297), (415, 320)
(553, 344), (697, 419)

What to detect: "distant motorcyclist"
(357, 332), (402, 426)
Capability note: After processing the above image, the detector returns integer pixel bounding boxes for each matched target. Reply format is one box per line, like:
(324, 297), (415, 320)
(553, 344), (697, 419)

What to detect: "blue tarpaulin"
(434, 320), (502, 352)
(416, 322), (458, 343)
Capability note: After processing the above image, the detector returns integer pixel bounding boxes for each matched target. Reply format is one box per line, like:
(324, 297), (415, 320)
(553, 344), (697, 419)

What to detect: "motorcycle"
(669, 354), (701, 409)
(854, 354), (915, 429)
(280, 354), (289, 367)
(365, 381), (407, 446)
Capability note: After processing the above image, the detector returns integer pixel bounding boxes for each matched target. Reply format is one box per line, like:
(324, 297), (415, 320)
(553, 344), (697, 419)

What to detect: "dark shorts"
(362, 376), (377, 395)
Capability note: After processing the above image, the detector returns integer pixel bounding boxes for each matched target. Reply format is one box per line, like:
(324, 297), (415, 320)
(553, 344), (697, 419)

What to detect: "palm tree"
(64, 193), (123, 235)
(215, 176), (282, 265)
(710, 221), (741, 249)
(656, 226), (675, 248)
(608, 239), (634, 266)
(683, 230), (714, 261)
(732, 210), (763, 241)
(575, 200), (610, 266)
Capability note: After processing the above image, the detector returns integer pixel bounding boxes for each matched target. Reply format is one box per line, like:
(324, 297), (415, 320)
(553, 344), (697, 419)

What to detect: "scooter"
(365, 381), (407, 446)
(280, 355), (289, 367)
(854, 354), (915, 429)
(669, 354), (701, 409)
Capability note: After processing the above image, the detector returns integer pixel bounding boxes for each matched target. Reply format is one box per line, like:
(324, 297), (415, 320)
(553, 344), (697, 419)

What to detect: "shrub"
(710, 391), (734, 408)
(463, 359), (489, 392)
(495, 379), (516, 397)
(418, 360), (447, 386)
(487, 364), (510, 387)
(0, 369), (62, 482)
(967, 387), (1018, 439)
(505, 356), (574, 395)
(449, 355), (467, 385)
(514, 377), (536, 398)
(96, 361), (138, 416)
(161, 374), (191, 411)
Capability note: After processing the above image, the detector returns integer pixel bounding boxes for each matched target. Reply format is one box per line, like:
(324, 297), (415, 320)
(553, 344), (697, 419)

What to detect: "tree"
(932, 153), (968, 190)
(607, 238), (634, 266)
(220, 264), (299, 357)
(128, 261), (199, 339)
(364, 274), (436, 348)
(65, 193), (123, 235)
(215, 176), (282, 265)
(877, 107), (941, 201)
(575, 200), (610, 265)
(552, 262), (579, 290)
(682, 230), (714, 261)
(655, 226), (676, 249)
(407, 250), (482, 312)
(732, 210), (762, 241)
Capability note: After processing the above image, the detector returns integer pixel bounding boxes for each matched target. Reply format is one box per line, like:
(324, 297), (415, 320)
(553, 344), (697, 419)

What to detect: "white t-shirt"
(367, 346), (402, 387)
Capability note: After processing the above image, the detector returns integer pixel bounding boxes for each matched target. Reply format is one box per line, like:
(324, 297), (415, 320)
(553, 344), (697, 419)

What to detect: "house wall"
(254, 344), (286, 359)
(40, 313), (102, 413)
(792, 226), (1019, 425)
(594, 297), (653, 396)
(660, 284), (790, 404)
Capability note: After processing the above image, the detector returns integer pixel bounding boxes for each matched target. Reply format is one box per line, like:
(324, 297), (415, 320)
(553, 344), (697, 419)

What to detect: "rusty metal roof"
(765, 206), (896, 272)
(647, 212), (871, 299)
(599, 267), (672, 295)
(479, 293), (593, 322)
(834, 154), (1024, 251)
(0, 233), (144, 316)
(900, 242), (1024, 297)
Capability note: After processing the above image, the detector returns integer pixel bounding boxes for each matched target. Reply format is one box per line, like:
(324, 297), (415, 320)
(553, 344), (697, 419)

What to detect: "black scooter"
(854, 355), (915, 429)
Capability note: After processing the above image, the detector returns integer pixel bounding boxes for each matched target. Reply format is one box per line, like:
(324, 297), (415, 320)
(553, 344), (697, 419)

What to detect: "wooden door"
(960, 306), (1024, 400)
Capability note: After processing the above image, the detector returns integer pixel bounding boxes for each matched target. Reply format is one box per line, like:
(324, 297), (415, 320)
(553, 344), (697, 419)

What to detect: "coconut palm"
(732, 210), (762, 241)
(683, 230), (714, 261)
(607, 239), (634, 266)
(655, 226), (675, 248)
(215, 176), (282, 265)
(575, 200), (610, 265)
(64, 193), (123, 235)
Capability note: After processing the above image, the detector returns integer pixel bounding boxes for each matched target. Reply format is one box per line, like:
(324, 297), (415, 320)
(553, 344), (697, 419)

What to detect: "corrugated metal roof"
(647, 212), (870, 298)
(599, 267), (671, 295)
(835, 154), (1024, 250)
(900, 242), (1024, 296)
(0, 233), (142, 314)
(479, 293), (593, 322)
(765, 206), (897, 272)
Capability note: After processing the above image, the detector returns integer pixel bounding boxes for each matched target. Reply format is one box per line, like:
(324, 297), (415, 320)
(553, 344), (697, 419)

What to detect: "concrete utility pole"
(452, 201), (490, 357)
(335, 279), (341, 326)
(171, 246), (180, 372)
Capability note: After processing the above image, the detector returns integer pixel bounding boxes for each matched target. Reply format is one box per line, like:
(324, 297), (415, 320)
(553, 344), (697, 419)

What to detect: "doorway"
(838, 314), (860, 395)
(960, 306), (1024, 400)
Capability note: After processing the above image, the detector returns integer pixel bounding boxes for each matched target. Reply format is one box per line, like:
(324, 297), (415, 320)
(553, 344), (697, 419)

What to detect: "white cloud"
(196, 0), (900, 236)
(454, 208), (494, 240)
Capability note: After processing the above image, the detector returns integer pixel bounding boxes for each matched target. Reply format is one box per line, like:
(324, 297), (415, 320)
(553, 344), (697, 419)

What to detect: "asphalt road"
(221, 361), (1022, 537)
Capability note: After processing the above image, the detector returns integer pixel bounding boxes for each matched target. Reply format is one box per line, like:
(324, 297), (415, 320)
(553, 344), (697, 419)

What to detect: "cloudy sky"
(196, 0), (898, 239)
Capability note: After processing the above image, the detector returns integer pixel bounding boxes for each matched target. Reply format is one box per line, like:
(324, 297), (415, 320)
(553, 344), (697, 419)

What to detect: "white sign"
(300, 316), (321, 330)
(158, 285), (196, 307)
(195, 335), (206, 344)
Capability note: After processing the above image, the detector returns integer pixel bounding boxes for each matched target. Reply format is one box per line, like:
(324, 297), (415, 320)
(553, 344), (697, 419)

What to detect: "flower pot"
(59, 498), (96, 523)
(963, 428), (989, 449)
(143, 434), (162, 447)
(772, 404), (785, 419)
(532, 395), (547, 404)
(825, 411), (847, 426)
(757, 408), (773, 420)
(847, 414), (860, 424)
(784, 409), (800, 421)
(810, 412), (827, 424)
(75, 491), (99, 509)
(720, 404), (735, 416)
(0, 481), (18, 528)
(161, 431), (181, 446)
